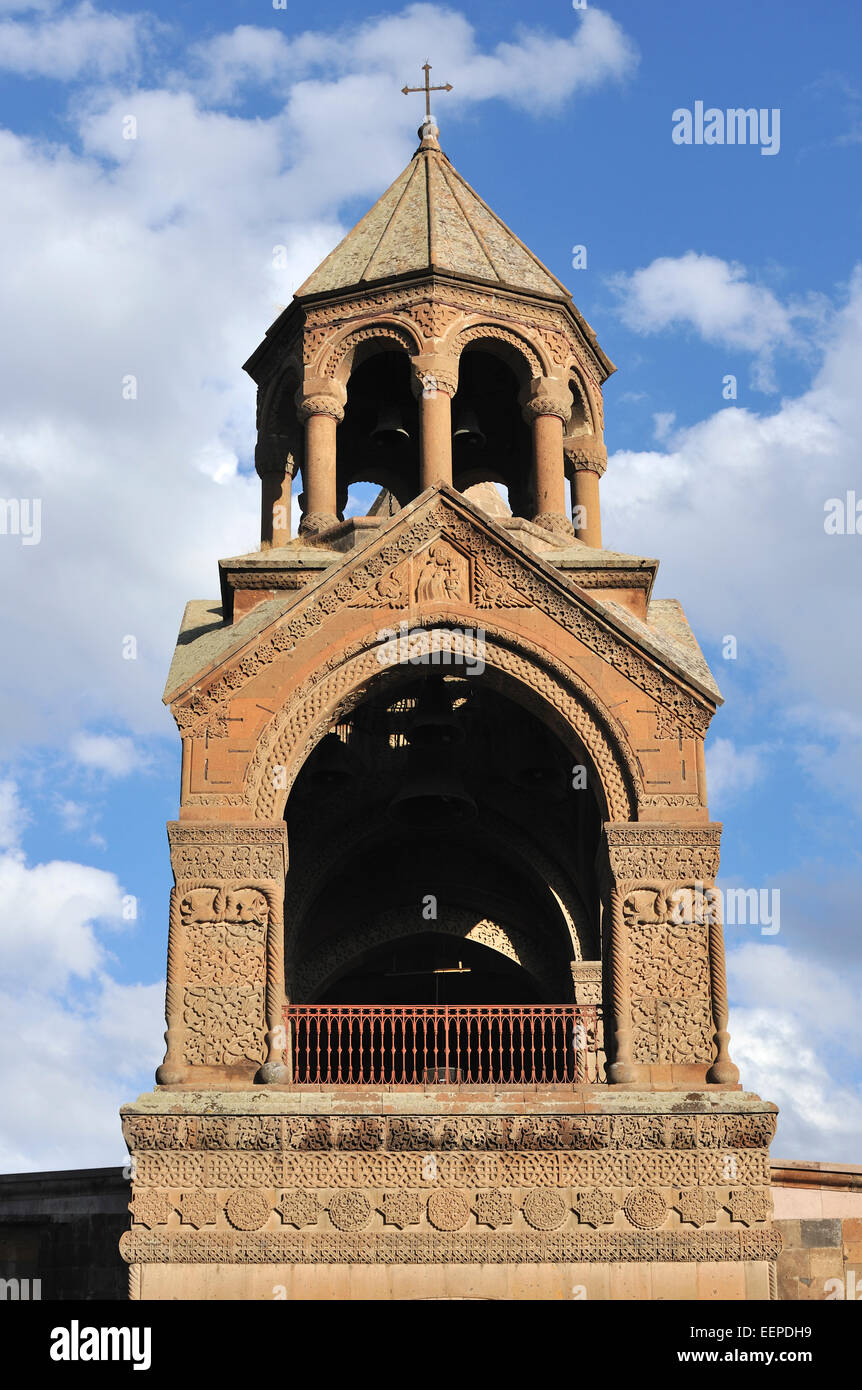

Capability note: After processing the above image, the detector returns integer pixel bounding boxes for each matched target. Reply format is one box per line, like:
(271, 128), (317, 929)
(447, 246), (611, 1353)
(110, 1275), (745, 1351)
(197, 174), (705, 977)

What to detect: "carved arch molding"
(249, 623), (642, 823)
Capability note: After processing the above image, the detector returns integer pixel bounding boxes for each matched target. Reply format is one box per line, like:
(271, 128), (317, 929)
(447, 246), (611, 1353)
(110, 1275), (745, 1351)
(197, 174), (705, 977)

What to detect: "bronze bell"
(388, 762), (477, 829)
(370, 404), (410, 449)
(452, 404), (486, 449)
(307, 732), (360, 788)
(388, 684), (476, 828)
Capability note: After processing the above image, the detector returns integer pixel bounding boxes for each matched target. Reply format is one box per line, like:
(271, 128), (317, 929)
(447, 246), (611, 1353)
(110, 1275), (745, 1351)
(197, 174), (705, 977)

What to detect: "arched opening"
(452, 349), (532, 518)
(280, 663), (609, 1083)
(337, 350), (419, 515)
(285, 671), (602, 1003)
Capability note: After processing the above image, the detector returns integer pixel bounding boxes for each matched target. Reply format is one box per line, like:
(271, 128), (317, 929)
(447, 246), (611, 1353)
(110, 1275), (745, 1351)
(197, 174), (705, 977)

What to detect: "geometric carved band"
(603, 824), (722, 885)
(130, 1149), (772, 1188)
(119, 1227), (782, 1265)
(167, 823), (287, 883)
(122, 1110), (776, 1153)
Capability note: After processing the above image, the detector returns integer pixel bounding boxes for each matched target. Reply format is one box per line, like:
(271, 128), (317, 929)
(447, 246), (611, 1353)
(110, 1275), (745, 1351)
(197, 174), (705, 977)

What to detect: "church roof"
(296, 122), (570, 302)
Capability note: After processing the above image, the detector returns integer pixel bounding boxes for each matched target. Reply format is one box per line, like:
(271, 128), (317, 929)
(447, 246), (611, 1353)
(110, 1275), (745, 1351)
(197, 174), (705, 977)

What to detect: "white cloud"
(0, 830), (163, 1169)
(728, 943), (862, 1160)
(190, 5), (638, 113)
(652, 411), (676, 442)
(56, 797), (88, 832)
(605, 268), (862, 796)
(0, 844), (123, 986)
(0, 976), (164, 1171)
(0, 1), (148, 79)
(70, 733), (141, 778)
(705, 737), (767, 807)
(0, 778), (28, 850)
(610, 252), (827, 390)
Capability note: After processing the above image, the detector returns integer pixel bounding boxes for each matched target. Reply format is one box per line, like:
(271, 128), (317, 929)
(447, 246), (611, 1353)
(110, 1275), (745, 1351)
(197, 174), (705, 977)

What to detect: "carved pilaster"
(607, 884), (637, 1083)
(600, 824), (735, 1082)
(158, 824), (287, 1085)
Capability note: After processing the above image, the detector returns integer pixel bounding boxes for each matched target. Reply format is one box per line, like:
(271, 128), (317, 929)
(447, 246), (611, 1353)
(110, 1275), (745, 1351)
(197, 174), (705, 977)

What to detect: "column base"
(299, 511), (340, 538)
(533, 512), (575, 538)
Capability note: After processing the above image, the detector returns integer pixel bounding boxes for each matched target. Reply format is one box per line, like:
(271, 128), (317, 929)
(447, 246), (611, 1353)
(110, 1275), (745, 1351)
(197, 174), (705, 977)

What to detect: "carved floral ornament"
(602, 825), (723, 887)
(125, 1180), (779, 1260)
(121, 1226), (783, 1267)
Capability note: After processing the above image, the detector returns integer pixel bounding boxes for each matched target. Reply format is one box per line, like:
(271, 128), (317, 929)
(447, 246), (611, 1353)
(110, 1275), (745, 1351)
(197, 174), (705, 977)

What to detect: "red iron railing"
(282, 1004), (602, 1085)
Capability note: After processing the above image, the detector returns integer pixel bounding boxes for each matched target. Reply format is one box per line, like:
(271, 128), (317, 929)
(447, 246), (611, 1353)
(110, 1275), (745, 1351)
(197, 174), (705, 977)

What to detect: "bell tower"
(119, 104), (780, 1302)
(245, 111), (612, 550)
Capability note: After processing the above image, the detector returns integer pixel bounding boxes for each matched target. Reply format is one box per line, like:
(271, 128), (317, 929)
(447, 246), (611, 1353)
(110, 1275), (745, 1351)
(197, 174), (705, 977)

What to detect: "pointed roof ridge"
(295, 127), (570, 302)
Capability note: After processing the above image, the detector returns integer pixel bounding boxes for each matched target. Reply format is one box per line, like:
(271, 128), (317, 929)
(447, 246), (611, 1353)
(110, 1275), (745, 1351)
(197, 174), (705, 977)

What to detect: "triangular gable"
(167, 485), (720, 742)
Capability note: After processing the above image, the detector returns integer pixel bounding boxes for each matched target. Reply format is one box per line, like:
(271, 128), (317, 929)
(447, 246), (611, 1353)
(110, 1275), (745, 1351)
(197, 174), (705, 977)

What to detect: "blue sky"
(0, 0), (860, 1169)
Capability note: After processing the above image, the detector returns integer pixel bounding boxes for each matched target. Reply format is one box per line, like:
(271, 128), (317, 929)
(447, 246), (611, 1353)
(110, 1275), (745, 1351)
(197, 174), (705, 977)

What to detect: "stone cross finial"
(401, 61), (453, 120)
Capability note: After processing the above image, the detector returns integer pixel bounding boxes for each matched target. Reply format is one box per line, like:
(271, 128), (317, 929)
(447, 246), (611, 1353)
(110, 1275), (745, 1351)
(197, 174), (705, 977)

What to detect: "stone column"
(156, 823), (288, 1087)
(566, 439), (607, 549)
(295, 382), (345, 535)
(570, 960), (605, 1082)
(600, 823), (738, 1085)
(411, 355), (458, 491)
(255, 433), (297, 548)
(522, 380), (572, 535)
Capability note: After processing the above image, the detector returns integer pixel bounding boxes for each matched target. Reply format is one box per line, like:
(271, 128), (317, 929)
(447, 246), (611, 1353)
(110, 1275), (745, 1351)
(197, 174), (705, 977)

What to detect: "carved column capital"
(601, 822), (722, 887)
(295, 392), (345, 424)
(255, 430), (302, 479)
(570, 960), (602, 1006)
(410, 354), (459, 399)
(167, 822), (287, 881)
(564, 438), (608, 477)
(521, 379), (572, 425)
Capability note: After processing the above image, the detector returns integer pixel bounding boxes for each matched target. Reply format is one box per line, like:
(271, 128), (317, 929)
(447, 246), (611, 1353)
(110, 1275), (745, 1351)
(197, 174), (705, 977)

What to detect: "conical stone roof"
(296, 122), (569, 301)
